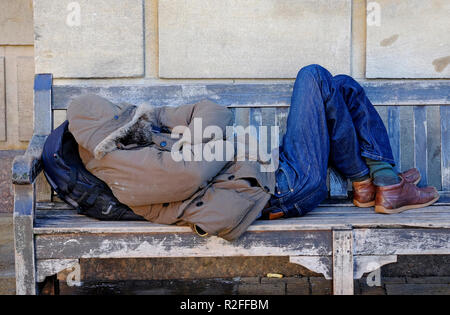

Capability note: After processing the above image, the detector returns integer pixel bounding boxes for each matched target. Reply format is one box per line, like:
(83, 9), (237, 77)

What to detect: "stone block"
(16, 56), (34, 142)
(0, 57), (5, 141)
(239, 277), (261, 284)
(159, 0), (351, 78)
(406, 277), (450, 284)
(145, 0), (158, 78)
(382, 255), (450, 277)
(286, 277), (309, 295)
(0, 46), (34, 150)
(309, 277), (332, 295)
(80, 256), (315, 281)
(238, 282), (285, 295)
(0, 0), (34, 45)
(382, 277), (407, 284)
(34, 0), (144, 78)
(358, 278), (386, 295)
(366, 0), (450, 78)
(386, 284), (450, 295)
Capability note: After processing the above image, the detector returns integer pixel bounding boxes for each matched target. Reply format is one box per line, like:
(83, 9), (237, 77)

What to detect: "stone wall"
(33, 0), (449, 82)
(0, 0), (34, 151)
(1, 0), (449, 150)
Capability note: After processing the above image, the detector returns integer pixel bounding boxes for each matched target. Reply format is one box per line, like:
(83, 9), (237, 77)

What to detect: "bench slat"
(441, 106), (450, 191)
(35, 230), (333, 259)
(414, 106), (428, 186)
(399, 106), (415, 176)
(34, 204), (450, 235)
(427, 106), (442, 190)
(51, 80), (450, 110)
(388, 106), (401, 171)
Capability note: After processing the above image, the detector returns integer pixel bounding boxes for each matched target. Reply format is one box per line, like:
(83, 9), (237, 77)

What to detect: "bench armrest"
(12, 134), (48, 185)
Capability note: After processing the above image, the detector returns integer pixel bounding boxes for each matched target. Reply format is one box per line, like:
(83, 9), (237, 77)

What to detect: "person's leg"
(328, 73), (438, 213)
(331, 74), (400, 186)
(268, 64), (370, 218)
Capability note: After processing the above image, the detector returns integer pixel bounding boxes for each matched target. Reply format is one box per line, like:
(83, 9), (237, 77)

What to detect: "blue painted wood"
(399, 106), (414, 173)
(275, 107), (289, 145)
(34, 74), (53, 136)
(261, 107), (277, 154)
(51, 80), (450, 109)
(249, 107), (262, 140)
(441, 106), (450, 191)
(388, 106), (400, 171)
(427, 106), (442, 191)
(413, 106), (428, 187)
(34, 74), (52, 91)
(233, 107), (250, 128)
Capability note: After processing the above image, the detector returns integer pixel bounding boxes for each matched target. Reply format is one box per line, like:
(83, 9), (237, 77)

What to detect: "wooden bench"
(13, 74), (450, 295)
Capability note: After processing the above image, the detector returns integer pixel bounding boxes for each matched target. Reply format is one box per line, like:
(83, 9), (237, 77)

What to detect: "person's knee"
(334, 74), (358, 86)
(297, 64), (327, 76)
(296, 64), (332, 84)
(333, 74), (364, 95)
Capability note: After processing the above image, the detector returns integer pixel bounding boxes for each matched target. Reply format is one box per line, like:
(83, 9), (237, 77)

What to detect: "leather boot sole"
(375, 195), (439, 214)
(353, 199), (375, 207)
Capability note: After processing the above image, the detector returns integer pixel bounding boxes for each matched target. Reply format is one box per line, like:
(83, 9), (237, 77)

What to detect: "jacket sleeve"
(87, 141), (230, 207)
(157, 99), (233, 143)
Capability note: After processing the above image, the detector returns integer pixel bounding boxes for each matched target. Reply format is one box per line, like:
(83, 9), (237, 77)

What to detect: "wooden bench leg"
(14, 184), (37, 295)
(332, 229), (354, 295)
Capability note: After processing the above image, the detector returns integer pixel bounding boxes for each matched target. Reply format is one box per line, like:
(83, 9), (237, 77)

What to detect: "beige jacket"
(67, 94), (275, 241)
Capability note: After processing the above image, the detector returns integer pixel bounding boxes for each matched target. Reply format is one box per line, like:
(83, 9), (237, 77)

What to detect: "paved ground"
(0, 214), (15, 295)
(54, 276), (450, 295)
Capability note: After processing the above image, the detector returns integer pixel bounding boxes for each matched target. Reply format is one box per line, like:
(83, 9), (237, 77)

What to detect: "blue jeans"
(268, 64), (395, 218)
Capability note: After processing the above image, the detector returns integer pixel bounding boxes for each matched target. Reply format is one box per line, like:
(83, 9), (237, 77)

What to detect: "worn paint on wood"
(427, 106), (442, 190)
(399, 106), (414, 172)
(354, 229), (450, 256)
(35, 230), (333, 260)
(36, 259), (79, 283)
(413, 106), (428, 186)
(290, 256), (332, 280)
(332, 229), (354, 295)
(52, 80), (450, 110)
(441, 106), (450, 191)
(34, 74), (53, 136)
(13, 184), (36, 294)
(388, 106), (400, 169)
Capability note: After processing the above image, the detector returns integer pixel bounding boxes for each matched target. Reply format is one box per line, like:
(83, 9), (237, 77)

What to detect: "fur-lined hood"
(67, 94), (162, 160)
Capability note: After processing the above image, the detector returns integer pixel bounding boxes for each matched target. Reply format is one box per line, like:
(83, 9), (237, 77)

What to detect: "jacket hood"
(67, 94), (137, 155)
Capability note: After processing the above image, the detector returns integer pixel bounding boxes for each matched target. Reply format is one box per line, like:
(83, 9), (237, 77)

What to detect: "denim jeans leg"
(272, 64), (396, 217)
(332, 74), (395, 165)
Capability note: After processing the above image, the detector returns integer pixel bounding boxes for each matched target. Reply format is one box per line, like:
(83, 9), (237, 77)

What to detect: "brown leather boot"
(399, 168), (421, 185)
(375, 178), (439, 214)
(352, 168), (421, 208)
(353, 178), (376, 207)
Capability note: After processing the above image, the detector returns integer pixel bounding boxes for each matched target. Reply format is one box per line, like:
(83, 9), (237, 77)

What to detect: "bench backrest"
(34, 75), (450, 199)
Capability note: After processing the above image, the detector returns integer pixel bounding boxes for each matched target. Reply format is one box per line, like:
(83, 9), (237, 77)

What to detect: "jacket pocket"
(182, 186), (255, 237)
